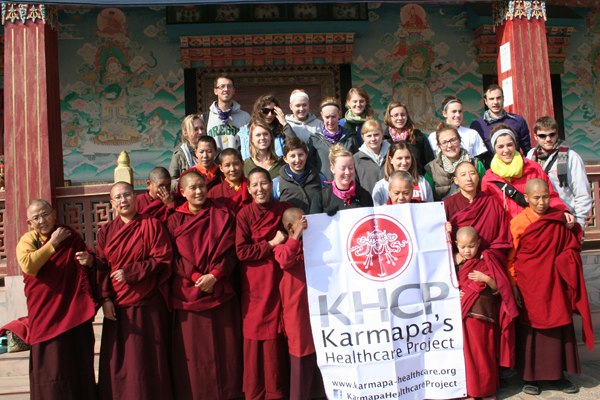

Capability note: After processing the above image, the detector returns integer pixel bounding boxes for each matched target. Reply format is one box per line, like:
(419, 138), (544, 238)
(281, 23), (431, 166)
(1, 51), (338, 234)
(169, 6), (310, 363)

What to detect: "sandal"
(522, 381), (540, 395)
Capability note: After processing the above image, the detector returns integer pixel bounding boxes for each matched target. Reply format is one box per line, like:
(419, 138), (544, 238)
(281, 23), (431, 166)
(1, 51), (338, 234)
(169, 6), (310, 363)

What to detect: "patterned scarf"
(217, 107), (233, 125)
(344, 109), (367, 125)
(483, 109), (514, 124)
(388, 127), (408, 142)
(441, 149), (472, 174)
(322, 126), (343, 144)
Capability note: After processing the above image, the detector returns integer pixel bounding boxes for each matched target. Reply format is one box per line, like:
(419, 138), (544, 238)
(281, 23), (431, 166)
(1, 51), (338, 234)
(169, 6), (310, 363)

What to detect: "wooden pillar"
(2, 3), (63, 276)
(494, 1), (552, 145)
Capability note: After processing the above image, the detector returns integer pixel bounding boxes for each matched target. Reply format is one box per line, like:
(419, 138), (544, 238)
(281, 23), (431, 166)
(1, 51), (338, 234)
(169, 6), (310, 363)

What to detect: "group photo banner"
(304, 202), (466, 400)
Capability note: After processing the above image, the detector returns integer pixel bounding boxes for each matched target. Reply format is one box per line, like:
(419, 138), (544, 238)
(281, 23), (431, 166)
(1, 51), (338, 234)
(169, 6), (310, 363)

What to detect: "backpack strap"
(493, 181), (528, 208)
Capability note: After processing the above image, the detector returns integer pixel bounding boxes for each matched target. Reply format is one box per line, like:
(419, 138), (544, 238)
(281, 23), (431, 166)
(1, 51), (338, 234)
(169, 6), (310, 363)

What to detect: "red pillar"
(2, 4), (63, 275)
(494, 0), (553, 144)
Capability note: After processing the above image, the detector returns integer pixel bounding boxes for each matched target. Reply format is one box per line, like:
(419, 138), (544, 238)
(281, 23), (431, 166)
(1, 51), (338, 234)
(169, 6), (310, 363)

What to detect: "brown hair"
(384, 102), (417, 144)
(384, 141), (418, 181)
(441, 96), (463, 112)
(361, 119), (383, 137)
(533, 116), (558, 134)
(213, 74), (234, 88)
(484, 84), (503, 98)
(345, 87), (374, 118)
(283, 137), (308, 156)
(435, 122), (461, 148)
(320, 97), (342, 112)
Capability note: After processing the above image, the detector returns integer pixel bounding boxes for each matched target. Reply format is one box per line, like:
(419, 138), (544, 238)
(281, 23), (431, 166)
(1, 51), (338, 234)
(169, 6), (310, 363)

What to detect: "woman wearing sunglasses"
(238, 94), (298, 160)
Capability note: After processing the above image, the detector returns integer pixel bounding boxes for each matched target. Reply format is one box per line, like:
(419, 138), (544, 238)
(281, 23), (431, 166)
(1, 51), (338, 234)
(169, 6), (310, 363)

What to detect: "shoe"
(522, 381), (540, 395)
(556, 379), (579, 394)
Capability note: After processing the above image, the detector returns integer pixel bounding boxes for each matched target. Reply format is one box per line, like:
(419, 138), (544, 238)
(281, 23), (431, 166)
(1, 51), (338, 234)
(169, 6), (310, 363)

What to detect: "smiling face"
(388, 179), (413, 204)
(330, 155), (355, 190)
(27, 202), (57, 236)
(110, 183), (137, 220)
(261, 102), (277, 124)
(195, 141), (217, 168)
(219, 154), (243, 185)
(443, 102), (463, 128)
(180, 174), (208, 212)
(290, 97), (309, 121)
(438, 129), (461, 160)
(535, 128), (559, 152)
(213, 77), (235, 105)
(453, 162), (479, 195)
(389, 106), (408, 130)
(284, 148), (308, 174)
(494, 134), (516, 163)
(321, 105), (340, 132)
(347, 93), (366, 116)
(362, 129), (383, 154)
(390, 148), (412, 172)
(251, 126), (272, 152)
(248, 171), (273, 204)
(484, 88), (504, 117)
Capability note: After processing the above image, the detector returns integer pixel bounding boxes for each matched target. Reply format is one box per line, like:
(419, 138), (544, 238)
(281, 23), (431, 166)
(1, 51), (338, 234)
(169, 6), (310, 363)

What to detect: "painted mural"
(59, 7), (184, 183)
(351, 4), (484, 133)
(561, 9), (600, 161)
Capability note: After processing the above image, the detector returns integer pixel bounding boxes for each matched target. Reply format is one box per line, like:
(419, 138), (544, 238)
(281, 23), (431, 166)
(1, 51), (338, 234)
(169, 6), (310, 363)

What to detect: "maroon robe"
(444, 191), (519, 368)
(208, 178), (252, 214)
(22, 226), (97, 399)
(236, 200), (290, 399)
(167, 200), (242, 400)
(514, 208), (593, 349)
(458, 257), (499, 398)
(136, 191), (175, 223)
(96, 214), (173, 400)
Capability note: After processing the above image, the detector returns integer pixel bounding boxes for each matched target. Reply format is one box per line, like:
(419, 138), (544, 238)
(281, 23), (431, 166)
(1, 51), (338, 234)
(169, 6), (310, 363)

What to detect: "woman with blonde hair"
(243, 121), (285, 180)
(383, 101), (434, 175)
(169, 114), (205, 180)
(309, 143), (372, 215)
(353, 119), (390, 193)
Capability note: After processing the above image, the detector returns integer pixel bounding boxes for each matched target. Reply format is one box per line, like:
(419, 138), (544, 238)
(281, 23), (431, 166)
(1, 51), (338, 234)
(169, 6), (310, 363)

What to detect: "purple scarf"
(217, 107), (233, 125)
(322, 126), (343, 144)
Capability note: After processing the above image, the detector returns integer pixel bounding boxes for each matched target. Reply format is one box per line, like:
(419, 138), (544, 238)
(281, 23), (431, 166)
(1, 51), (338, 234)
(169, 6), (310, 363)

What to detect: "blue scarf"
(285, 165), (311, 186)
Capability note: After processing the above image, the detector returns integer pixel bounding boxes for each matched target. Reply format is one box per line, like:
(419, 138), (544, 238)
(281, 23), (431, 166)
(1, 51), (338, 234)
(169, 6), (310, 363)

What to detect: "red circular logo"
(347, 214), (413, 281)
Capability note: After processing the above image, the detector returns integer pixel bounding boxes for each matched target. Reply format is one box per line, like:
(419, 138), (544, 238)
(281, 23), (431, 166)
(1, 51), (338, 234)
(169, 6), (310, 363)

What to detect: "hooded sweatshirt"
(206, 100), (250, 150)
(285, 113), (323, 144)
(353, 141), (391, 193)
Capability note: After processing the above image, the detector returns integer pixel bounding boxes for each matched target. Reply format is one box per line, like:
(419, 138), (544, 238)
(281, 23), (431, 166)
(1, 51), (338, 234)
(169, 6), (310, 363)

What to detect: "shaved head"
(282, 207), (304, 233)
(180, 171), (205, 188)
(456, 226), (479, 242)
(524, 178), (548, 195)
(27, 199), (53, 215)
(148, 167), (171, 182)
(111, 181), (134, 197)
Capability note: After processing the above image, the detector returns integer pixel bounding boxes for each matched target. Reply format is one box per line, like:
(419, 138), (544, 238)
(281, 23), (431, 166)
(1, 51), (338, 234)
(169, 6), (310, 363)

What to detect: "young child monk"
(455, 226), (499, 400)
(509, 178), (593, 396)
(274, 208), (325, 400)
(136, 166), (175, 222)
(208, 148), (252, 214)
(193, 135), (223, 190)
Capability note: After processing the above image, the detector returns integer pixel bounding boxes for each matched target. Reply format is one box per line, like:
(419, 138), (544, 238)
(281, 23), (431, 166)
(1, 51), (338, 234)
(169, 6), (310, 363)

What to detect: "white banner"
(304, 202), (466, 400)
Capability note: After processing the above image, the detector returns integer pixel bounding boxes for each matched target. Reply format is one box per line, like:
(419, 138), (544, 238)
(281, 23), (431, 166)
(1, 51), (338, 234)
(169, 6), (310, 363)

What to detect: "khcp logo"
(347, 214), (413, 281)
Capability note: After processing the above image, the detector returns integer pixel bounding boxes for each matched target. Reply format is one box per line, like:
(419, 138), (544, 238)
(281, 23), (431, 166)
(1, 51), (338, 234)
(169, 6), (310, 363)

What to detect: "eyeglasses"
(536, 132), (557, 140)
(215, 84), (233, 90)
(261, 108), (276, 115)
(29, 211), (52, 223)
(439, 137), (460, 147)
(112, 192), (134, 201)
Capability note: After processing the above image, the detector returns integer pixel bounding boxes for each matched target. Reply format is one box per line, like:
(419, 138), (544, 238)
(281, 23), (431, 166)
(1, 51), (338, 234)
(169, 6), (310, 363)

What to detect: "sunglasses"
(261, 108), (276, 115)
(536, 132), (557, 140)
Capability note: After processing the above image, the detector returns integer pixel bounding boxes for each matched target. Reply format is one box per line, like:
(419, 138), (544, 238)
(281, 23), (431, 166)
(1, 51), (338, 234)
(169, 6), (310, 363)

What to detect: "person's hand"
(269, 230), (287, 248)
(195, 274), (217, 293)
(49, 227), (71, 248)
(512, 285), (523, 308)
(274, 106), (287, 126)
(459, 290), (464, 298)
(110, 269), (126, 283)
(564, 212), (575, 230)
(454, 252), (464, 265)
(75, 251), (93, 267)
(445, 221), (452, 234)
(290, 216), (308, 240)
(156, 187), (174, 206)
(102, 299), (117, 321)
(468, 270), (489, 283)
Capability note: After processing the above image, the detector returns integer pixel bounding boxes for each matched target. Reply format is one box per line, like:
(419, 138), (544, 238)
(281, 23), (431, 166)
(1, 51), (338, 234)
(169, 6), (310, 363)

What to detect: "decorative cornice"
(180, 33), (355, 69)
(1, 3), (57, 28)
(493, 1), (547, 27)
